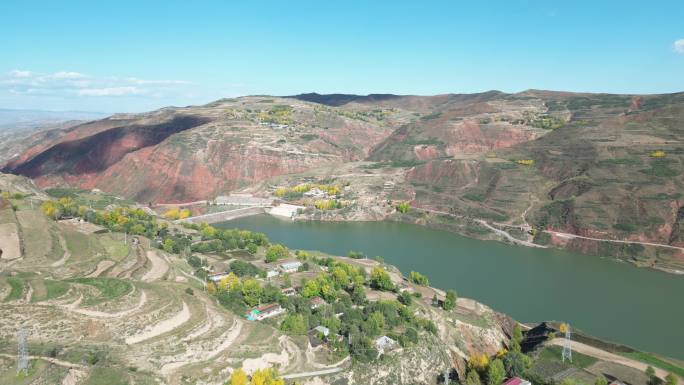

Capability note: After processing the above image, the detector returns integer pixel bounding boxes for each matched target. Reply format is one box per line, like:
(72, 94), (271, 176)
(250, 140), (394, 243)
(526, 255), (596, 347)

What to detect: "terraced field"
(0, 202), (355, 384)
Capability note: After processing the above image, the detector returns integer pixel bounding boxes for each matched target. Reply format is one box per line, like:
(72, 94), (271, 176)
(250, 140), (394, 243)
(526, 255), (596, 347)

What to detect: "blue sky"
(1, 0), (683, 113)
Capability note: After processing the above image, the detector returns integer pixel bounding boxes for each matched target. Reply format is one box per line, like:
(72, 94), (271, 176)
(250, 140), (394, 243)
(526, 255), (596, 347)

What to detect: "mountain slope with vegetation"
(3, 91), (684, 268)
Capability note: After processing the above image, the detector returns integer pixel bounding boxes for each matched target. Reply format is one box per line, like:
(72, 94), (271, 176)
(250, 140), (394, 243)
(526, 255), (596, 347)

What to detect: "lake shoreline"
(216, 214), (684, 360)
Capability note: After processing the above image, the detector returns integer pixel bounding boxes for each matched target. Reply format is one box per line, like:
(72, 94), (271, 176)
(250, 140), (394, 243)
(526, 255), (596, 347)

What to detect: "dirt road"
(550, 338), (679, 381)
(545, 230), (684, 253)
(142, 250), (168, 282)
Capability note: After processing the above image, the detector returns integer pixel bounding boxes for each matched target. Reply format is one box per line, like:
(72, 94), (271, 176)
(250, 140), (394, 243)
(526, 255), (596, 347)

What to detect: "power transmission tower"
(560, 323), (572, 363)
(17, 328), (29, 375)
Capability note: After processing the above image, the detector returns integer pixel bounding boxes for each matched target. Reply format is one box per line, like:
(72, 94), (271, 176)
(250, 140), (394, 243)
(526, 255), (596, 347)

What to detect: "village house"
(279, 261), (302, 273)
(502, 377), (532, 385)
(313, 325), (330, 338)
(375, 335), (397, 354)
(207, 272), (230, 284)
(269, 203), (304, 219)
(245, 303), (285, 321)
(310, 296), (325, 309)
(281, 287), (297, 296)
(266, 269), (280, 278)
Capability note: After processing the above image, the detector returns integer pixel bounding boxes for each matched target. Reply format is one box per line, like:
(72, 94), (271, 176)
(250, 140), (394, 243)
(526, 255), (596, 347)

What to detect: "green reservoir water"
(218, 215), (684, 360)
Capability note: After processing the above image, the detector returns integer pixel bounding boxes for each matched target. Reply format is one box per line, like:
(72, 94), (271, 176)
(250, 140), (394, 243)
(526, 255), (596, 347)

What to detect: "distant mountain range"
(0, 108), (108, 130)
(2, 90), (683, 267)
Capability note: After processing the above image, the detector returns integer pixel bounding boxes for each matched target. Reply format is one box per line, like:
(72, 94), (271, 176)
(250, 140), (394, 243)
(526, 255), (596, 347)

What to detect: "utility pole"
(561, 323), (572, 363)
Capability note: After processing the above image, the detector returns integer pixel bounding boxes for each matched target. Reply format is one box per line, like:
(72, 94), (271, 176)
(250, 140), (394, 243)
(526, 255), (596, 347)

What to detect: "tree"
(665, 373), (678, 385)
(512, 324), (523, 346)
(241, 279), (263, 307)
(163, 208), (181, 220)
(646, 366), (656, 378)
(130, 224), (145, 235)
(443, 289), (457, 311)
(265, 244), (288, 263)
(301, 279), (320, 298)
(249, 368), (284, 385)
(201, 225), (217, 239)
(280, 314), (307, 335)
(503, 350), (530, 378)
(229, 368), (247, 385)
(469, 352), (489, 372)
(370, 267), (394, 291)
(408, 271), (429, 286)
(396, 201), (410, 213)
(162, 238), (175, 253)
(595, 377), (608, 385)
(464, 369), (482, 385)
(219, 272), (241, 291)
(41, 200), (61, 219)
(364, 311), (385, 337)
(351, 284), (366, 305)
(486, 358), (505, 385)
(398, 291), (413, 305)
(230, 260), (261, 277)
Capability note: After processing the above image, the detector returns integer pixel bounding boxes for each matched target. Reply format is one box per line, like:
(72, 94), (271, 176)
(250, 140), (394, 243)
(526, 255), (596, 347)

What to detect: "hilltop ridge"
(2, 90), (684, 268)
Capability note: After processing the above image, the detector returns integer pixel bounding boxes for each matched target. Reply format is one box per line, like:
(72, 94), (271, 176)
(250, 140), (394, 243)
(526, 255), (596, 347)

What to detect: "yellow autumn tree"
(515, 159), (535, 166)
(468, 352), (490, 371)
(249, 368), (284, 385)
(219, 272), (241, 291)
(58, 197), (74, 210)
(496, 348), (508, 358)
(207, 281), (217, 295)
(650, 150), (666, 158)
(41, 200), (59, 219)
(229, 368), (247, 385)
(163, 208), (181, 219)
(179, 209), (192, 219)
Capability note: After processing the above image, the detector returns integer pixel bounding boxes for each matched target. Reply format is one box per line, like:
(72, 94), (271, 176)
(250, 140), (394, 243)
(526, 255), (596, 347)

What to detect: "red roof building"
(502, 377), (532, 385)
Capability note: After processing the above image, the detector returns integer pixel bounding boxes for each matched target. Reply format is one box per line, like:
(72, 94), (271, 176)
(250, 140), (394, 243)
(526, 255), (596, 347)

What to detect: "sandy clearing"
(86, 260), (115, 277)
(61, 368), (88, 385)
(142, 250), (168, 282)
(242, 336), (291, 375)
(125, 301), (190, 344)
(66, 290), (147, 318)
(549, 339), (678, 381)
(305, 344), (351, 370)
(0, 222), (21, 260)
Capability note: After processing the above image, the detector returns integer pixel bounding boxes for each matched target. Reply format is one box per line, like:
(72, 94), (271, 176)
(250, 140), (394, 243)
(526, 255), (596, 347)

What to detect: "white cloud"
(50, 71), (88, 79)
(675, 39), (684, 54)
(0, 70), (191, 98)
(78, 87), (142, 96)
(9, 70), (33, 78)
